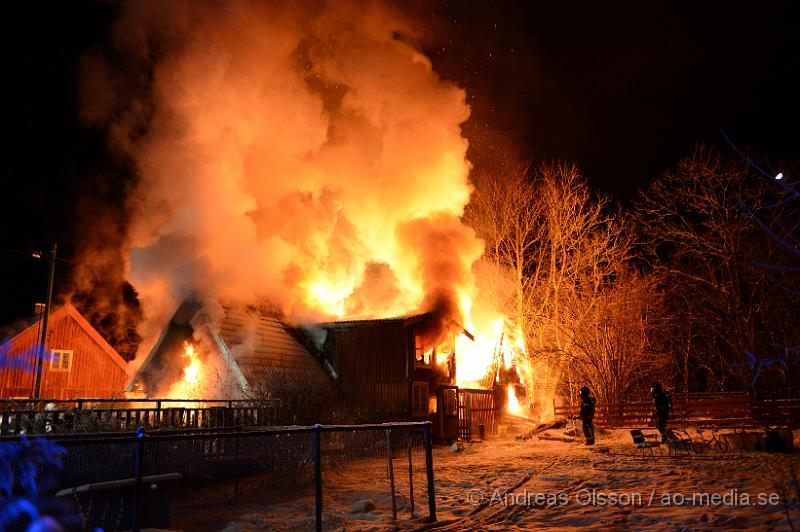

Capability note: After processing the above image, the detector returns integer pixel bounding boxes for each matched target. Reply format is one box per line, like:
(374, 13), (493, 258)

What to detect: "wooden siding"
(331, 323), (409, 416)
(0, 307), (128, 399)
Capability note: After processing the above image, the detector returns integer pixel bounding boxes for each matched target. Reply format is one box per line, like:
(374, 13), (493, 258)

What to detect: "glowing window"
(414, 334), (433, 366)
(50, 349), (73, 372)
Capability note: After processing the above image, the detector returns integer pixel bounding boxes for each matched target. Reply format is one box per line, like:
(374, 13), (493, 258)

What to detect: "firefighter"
(578, 386), (596, 445)
(651, 382), (672, 443)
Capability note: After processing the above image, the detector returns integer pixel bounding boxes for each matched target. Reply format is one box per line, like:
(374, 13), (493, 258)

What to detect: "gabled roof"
(128, 300), (335, 394)
(217, 306), (332, 385)
(1, 301), (127, 371)
(317, 312), (475, 340)
(316, 312), (431, 329)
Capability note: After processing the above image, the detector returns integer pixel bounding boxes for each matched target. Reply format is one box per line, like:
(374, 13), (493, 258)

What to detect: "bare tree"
(636, 146), (799, 394)
(467, 161), (656, 418)
(560, 269), (671, 407)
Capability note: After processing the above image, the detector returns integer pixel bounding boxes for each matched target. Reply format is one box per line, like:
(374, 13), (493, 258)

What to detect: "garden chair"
(630, 429), (661, 459)
(665, 428), (695, 455)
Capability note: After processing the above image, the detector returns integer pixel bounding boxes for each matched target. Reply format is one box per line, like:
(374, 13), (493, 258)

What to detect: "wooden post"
(33, 243), (57, 400)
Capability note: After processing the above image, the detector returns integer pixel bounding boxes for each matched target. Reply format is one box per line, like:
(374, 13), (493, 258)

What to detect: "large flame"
(166, 342), (204, 403)
(506, 385), (521, 415)
(86, 1), (534, 415)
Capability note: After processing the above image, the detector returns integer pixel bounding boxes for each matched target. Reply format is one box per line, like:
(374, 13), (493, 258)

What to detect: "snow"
(218, 424), (800, 531)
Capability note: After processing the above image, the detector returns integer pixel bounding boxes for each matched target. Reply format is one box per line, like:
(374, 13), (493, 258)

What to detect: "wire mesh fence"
(13, 421), (435, 531)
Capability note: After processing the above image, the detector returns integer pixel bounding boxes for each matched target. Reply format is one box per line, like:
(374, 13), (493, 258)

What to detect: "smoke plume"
(82, 0), (483, 361)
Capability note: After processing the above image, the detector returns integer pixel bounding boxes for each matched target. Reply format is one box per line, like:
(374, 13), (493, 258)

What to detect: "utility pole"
(33, 243), (57, 401)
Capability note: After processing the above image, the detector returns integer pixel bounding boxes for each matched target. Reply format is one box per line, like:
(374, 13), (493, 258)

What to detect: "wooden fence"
(458, 388), (500, 440)
(554, 393), (800, 429)
(0, 399), (278, 436)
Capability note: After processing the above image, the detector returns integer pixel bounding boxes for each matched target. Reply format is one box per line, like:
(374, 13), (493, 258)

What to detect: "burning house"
(81, 1), (526, 433)
(127, 300), (336, 405)
(312, 313), (474, 439)
(127, 299), (499, 438)
(0, 302), (128, 400)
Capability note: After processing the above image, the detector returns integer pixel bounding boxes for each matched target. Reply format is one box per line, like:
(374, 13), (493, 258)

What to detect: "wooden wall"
(1, 311), (128, 399)
(329, 322), (410, 417)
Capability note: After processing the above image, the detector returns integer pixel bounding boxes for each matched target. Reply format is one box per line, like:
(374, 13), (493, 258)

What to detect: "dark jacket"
(653, 390), (672, 415)
(579, 396), (596, 422)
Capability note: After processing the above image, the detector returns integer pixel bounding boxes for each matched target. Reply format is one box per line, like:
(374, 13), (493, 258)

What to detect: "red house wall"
(0, 309), (129, 400)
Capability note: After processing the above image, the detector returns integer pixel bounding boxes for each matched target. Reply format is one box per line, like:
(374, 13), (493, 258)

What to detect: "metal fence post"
(234, 427), (240, 497)
(313, 424), (322, 532)
(422, 421), (436, 522)
(132, 426), (145, 532)
(408, 438), (415, 516)
(386, 429), (397, 521)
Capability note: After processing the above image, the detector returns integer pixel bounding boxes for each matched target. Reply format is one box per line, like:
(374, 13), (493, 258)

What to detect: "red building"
(0, 302), (129, 399)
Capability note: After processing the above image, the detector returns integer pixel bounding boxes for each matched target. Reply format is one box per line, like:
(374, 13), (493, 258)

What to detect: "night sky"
(2, 1), (799, 326)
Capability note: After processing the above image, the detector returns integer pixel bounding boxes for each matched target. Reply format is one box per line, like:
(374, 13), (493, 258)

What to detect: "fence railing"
(554, 394), (800, 428)
(0, 399), (278, 436)
(5, 421), (436, 531)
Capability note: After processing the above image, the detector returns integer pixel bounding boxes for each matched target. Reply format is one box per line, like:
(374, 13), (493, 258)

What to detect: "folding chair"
(630, 429), (661, 459)
(665, 428), (695, 455)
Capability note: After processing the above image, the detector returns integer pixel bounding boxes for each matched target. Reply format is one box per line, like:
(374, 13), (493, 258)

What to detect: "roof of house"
(128, 300), (334, 393)
(216, 306), (331, 385)
(1, 301), (127, 371)
(317, 312), (475, 340)
(316, 313), (430, 329)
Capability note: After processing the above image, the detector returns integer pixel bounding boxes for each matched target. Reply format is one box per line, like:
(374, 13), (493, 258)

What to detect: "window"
(412, 381), (429, 416)
(50, 349), (73, 372)
(414, 334), (433, 366)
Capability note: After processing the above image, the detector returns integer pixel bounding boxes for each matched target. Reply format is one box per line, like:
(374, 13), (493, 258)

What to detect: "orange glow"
(455, 311), (500, 385)
(301, 280), (349, 318)
(166, 342), (204, 403)
(506, 385), (521, 415)
(102, 1), (545, 415)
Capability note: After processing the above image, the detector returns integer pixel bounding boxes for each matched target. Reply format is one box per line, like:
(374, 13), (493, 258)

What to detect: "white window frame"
(50, 349), (73, 372)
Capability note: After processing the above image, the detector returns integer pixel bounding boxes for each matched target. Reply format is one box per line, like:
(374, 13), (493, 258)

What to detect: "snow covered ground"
(221, 423), (800, 531)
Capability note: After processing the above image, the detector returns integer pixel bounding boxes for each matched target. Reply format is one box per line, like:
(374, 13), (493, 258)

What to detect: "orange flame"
(506, 385), (521, 415)
(166, 342), (204, 403)
(96, 2), (541, 415)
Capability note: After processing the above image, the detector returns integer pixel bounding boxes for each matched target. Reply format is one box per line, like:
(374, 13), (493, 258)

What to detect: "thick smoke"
(82, 0), (482, 363)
